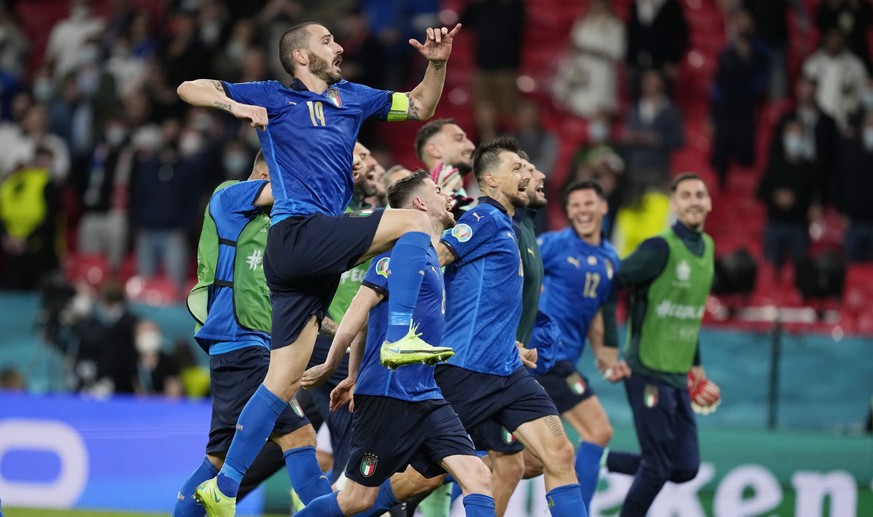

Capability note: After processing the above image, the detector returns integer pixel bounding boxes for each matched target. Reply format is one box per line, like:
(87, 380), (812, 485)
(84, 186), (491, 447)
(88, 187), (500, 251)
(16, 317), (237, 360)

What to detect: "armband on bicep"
(387, 92), (409, 122)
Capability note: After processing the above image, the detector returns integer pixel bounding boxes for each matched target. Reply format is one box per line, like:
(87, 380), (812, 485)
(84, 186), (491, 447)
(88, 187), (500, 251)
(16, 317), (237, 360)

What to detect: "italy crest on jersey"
(451, 223), (472, 242)
(326, 87), (342, 107)
(360, 453), (378, 477)
(375, 257), (390, 278)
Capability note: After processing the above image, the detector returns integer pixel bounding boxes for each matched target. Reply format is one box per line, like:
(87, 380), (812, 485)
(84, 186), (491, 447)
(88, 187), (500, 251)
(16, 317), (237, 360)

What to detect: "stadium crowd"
(0, 0), (871, 516)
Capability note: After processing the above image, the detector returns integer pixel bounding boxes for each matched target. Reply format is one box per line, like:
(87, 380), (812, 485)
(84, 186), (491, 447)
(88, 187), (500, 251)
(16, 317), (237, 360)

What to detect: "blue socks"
(283, 446), (332, 504)
(385, 231), (430, 342)
(296, 491), (343, 516)
(218, 385), (288, 497)
(174, 458), (219, 516)
(545, 483), (587, 517)
(351, 481), (399, 517)
(576, 441), (604, 508)
(463, 493), (496, 516)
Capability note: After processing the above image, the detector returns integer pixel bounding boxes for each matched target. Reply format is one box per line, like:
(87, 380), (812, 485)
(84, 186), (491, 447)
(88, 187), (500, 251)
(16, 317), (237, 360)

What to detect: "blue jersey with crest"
(538, 228), (620, 363)
(440, 198), (523, 376)
(222, 79), (404, 222)
(355, 246), (444, 402)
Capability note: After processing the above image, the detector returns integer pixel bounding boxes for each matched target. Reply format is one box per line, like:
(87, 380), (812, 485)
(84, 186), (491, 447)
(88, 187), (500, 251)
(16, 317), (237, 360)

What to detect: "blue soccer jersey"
(538, 228), (620, 363)
(354, 247), (444, 402)
(441, 198), (524, 376)
(222, 79), (407, 221)
(194, 180), (271, 354)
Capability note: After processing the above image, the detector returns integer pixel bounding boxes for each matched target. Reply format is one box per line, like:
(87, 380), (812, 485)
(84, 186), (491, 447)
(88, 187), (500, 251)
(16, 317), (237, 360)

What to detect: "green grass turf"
(5, 509), (287, 517)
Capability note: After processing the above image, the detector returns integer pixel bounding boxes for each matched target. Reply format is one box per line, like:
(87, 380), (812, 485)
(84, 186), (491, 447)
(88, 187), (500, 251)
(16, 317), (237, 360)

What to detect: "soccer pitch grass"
(5, 509), (287, 517)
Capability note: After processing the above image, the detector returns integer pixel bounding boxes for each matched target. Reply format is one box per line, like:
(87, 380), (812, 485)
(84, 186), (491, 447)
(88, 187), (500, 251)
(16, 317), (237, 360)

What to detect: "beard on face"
(451, 161), (473, 177)
(307, 50), (341, 84)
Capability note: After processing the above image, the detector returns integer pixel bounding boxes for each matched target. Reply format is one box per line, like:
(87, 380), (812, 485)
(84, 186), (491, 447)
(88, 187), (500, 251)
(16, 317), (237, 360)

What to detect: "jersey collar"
(478, 196), (509, 214)
(289, 78), (309, 91)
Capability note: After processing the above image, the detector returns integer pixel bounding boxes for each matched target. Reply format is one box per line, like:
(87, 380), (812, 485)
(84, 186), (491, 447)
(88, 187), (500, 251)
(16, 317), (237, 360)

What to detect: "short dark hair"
(415, 118), (457, 162)
(563, 179), (605, 206)
(387, 169), (429, 208)
(472, 136), (521, 183)
(670, 172), (706, 193)
(279, 23), (317, 75)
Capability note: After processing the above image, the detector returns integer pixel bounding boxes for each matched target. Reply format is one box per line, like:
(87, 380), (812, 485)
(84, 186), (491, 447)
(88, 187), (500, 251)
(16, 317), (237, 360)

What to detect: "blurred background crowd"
(1, 0), (873, 399)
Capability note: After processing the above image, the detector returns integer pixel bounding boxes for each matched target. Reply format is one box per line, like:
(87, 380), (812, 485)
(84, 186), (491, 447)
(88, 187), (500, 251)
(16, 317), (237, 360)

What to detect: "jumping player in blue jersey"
(176, 22), (460, 516)
(533, 180), (631, 509)
(174, 151), (336, 516)
(433, 137), (587, 517)
(300, 171), (496, 517)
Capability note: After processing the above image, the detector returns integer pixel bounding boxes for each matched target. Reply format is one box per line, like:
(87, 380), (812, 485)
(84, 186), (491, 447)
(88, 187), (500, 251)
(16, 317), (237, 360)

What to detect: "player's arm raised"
(301, 285), (382, 388)
(177, 79), (268, 129)
(403, 23), (462, 120)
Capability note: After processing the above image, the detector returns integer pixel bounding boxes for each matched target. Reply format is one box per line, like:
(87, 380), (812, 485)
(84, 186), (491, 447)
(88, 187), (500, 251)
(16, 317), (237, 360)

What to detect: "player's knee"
(338, 487), (379, 514)
(273, 424), (317, 450)
(590, 421), (614, 446)
(670, 461), (699, 483)
(493, 453), (525, 485)
(547, 437), (577, 469)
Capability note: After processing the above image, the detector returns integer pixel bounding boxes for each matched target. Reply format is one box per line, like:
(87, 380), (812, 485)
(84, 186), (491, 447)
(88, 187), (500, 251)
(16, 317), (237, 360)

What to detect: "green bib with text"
(636, 229), (714, 373)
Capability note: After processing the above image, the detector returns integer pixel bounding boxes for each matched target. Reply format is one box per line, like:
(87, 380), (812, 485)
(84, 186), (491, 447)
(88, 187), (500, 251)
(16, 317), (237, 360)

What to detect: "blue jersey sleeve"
(222, 80), (287, 113)
(344, 82), (399, 121)
(211, 180), (268, 230)
(440, 209), (499, 263)
(362, 251), (391, 297)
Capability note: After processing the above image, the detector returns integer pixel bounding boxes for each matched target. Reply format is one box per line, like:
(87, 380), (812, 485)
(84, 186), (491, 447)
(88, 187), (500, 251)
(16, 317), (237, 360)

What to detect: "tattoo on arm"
(437, 243), (456, 267)
(212, 80), (223, 92)
(431, 61), (445, 71)
(544, 415), (563, 438)
(213, 101), (232, 112)
(405, 92), (421, 120)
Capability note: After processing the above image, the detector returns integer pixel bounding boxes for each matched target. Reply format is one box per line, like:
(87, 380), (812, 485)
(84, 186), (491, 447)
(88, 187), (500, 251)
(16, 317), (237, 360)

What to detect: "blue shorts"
(536, 360), (596, 413)
(434, 365), (558, 452)
(264, 209), (383, 348)
(468, 420), (523, 454)
(345, 395), (476, 487)
(206, 346), (310, 454)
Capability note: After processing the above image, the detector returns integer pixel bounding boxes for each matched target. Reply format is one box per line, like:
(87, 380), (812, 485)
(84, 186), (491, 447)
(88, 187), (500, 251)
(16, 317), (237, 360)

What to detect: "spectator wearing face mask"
(756, 118), (825, 266)
(74, 116), (134, 273)
(134, 319), (182, 397)
(838, 109), (873, 262)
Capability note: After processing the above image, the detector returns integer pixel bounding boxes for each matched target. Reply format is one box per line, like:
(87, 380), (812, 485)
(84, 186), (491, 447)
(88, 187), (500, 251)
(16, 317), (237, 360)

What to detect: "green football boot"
(194, 477), (236, 517)
(380, 324), (454, 369)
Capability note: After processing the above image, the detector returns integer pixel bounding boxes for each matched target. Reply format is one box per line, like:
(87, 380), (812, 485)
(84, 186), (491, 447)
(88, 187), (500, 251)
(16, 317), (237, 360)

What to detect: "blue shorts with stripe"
(434, 364), (558, 452)
(206, 346), (309, 454)
(345, 395), (476, 487)
(264, 209), (383, 348)
(536, 359), (596, 413)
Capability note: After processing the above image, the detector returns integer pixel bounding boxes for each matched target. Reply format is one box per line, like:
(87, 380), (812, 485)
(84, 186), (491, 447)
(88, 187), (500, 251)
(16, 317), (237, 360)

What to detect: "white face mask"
(179, 132), (204, 157)
(223, 153), (249, 176)
(588, 121), (609, 143)
(135, 331), (162, 354)
(106, 126), (128, 146)
(783, 134), (806, 158)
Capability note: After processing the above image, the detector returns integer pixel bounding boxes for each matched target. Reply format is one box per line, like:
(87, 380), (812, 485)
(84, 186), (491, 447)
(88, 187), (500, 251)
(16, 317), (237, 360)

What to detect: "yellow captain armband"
(387, 92), (409, 122)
